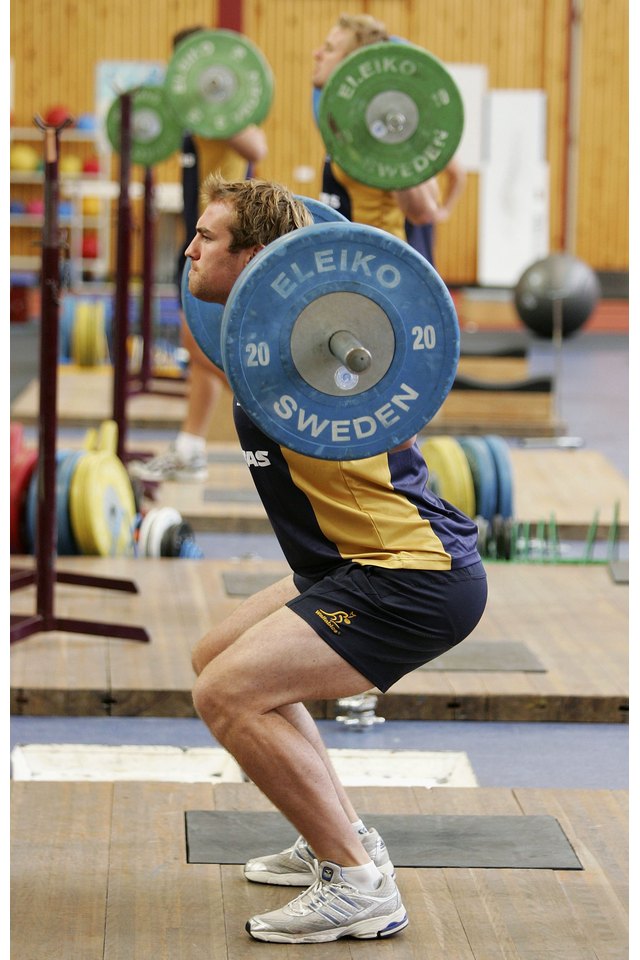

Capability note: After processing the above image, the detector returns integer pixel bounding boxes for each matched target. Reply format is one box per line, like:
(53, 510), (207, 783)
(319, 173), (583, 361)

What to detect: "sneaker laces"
(285, 866), (359, 918)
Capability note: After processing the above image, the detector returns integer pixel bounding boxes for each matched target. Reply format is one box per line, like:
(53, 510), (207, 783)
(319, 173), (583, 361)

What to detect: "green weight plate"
(106, 85), (183, 166)
(318, 41), (463, 190)
(164, 29), (273, 139)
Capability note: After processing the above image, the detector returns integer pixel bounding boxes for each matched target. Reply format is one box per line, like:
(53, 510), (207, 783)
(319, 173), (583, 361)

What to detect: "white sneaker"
(246, 860), (408, 943)
(128, 447), (207, 483)
(244, 828), (394, 886)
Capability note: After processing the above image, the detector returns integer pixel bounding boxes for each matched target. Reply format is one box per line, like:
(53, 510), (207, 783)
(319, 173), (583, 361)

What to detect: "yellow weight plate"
(127, 334), (143, 374)
(69, 450), (136, 556)
(83, 427), (99, 451)
(97, 419), (118, 454)
(91, 299), (109, 365)
(71, 301), (90, 365)
(421, 436), (476, 518)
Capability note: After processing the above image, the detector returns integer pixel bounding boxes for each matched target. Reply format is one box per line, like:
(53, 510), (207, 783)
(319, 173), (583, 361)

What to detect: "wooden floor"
(140, 442), (629, 541)
(10, 557), (628, 723)
(11, 779), (628, 959)
(10, 365), (565, 437)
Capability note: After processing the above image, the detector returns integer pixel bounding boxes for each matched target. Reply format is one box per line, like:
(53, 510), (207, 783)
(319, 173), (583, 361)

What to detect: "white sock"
(351, 818), (368, 836)
(340, 860), (383, 892)
(175, 431), (205, 458)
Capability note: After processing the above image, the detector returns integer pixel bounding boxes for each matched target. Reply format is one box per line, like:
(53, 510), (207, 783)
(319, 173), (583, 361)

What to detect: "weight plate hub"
(318, 42), (464, 190)
(165, 29), (273, 139)
(182, 198), (349, 372)
(106, 85), (183, 166)
(222, 221), (459, 460)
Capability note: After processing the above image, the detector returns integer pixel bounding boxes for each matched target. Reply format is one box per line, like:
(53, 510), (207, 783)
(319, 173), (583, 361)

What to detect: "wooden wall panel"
(10, 0), (628, 282)
(575, 0), (628, 269)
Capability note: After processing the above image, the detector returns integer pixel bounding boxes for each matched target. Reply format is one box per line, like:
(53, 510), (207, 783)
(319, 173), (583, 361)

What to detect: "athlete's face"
(312, 26), (356, 89)
(186, 201), (262, 305)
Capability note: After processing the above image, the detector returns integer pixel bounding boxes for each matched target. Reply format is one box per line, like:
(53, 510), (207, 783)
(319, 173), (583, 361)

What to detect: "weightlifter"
(312, 12), (466, 266)
(130, 26), (268, 485)
(187, 173), (488, 943)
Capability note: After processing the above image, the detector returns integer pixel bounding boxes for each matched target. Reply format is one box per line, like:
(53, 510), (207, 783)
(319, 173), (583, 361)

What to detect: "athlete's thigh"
(192, 574), (297, 673)
(199, 605), (372, 709)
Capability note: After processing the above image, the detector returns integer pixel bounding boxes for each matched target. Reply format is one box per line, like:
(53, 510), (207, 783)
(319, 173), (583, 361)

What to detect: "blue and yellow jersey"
(320, 159), (406, 239)
(234, 402), (480, 578)
(194, 137), (250, 182)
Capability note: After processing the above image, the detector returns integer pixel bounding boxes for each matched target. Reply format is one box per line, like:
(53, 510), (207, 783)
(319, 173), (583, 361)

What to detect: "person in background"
(313, 13), (465, 266)
(405, 155), (467, 266)
(129, 26), (268, 484)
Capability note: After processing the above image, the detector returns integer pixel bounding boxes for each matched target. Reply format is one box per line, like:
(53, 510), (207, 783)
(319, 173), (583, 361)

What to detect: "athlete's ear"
(245, 244), (264, 264)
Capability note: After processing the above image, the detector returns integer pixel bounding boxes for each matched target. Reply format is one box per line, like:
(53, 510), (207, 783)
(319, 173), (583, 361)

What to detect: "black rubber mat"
(185, 811), (582, 869)
(420, 641), (546, 672)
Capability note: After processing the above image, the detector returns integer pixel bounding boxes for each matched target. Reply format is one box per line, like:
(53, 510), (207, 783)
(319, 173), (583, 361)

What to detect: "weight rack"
(10, 116), (149, 646)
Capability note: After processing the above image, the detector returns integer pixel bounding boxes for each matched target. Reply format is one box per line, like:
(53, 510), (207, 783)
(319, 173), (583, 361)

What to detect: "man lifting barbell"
(313, 13), (466, 266)
(130, 26), (269, 485)
(186, 172), (487, 943)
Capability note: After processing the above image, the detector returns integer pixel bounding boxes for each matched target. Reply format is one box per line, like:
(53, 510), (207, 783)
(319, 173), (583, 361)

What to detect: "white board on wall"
(478, 90), (549, 287)
(445, 64), (488, 173)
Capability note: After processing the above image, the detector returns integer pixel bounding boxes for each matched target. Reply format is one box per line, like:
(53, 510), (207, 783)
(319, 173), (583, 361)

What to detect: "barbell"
(317, 40), (464, 190)
(106, 30), (274, 163)
(184, 213), (460, 461)
(105, 31), (463, 191)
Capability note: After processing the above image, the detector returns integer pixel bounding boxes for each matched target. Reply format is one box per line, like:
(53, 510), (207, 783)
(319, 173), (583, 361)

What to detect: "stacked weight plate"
(421, 434), (515, 559)
(20, 421), (138, 558)
(10, 424), (39, 554)
(136, 507), (203, 558)
(59, 296), (112, 365)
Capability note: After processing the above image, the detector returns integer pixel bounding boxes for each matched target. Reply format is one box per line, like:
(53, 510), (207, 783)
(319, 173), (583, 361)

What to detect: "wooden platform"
(141, 443), (628, 541)
(10, 360), (562, 437)
(10, 558), (628, 722)
(11, 779), (628, 959)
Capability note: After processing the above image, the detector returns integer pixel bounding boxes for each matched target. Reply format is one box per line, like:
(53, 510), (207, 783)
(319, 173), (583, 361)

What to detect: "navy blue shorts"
(287, 561), (488, 692)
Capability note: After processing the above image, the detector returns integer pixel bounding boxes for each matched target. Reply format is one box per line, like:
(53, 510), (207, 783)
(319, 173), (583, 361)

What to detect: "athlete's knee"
(191, 626), (226, 676)
(192, 664), (251, 742)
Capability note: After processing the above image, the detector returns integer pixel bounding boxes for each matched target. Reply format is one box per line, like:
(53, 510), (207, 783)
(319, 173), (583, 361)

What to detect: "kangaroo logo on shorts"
(314, 609), (357, 635)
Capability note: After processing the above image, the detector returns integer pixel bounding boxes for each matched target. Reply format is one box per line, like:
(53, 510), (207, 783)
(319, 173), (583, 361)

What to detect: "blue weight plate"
(294, 195), (349, 224)
(59, 296), (76, 362)
(484, 434), (514, 519)
(221, 221), (460, 460)
(182, 199), (348, 371)
(24, 449), (83, 555)
(458, 436), (499, 523)
(56, 450), (85, 554)
(181, 259), (225, 370)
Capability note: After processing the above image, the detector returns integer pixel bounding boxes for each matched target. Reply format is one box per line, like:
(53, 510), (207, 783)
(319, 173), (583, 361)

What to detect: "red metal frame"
(10, 115), (150, 646)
